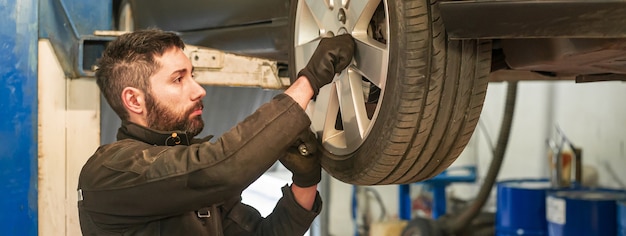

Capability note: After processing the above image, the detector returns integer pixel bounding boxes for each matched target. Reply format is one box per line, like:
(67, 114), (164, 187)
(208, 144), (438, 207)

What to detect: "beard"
(145, 93), (204, 138)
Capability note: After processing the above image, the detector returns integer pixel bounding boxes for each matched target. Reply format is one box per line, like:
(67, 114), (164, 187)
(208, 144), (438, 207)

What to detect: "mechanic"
(77, 29), (355, 235)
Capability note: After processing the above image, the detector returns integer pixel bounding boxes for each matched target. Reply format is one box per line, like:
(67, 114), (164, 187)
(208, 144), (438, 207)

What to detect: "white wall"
(471, 80), (626, 187)
(39, 40), (100, 236)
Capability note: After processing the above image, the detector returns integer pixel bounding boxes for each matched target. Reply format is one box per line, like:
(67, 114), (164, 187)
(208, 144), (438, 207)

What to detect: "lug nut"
(298, 143), (309, 156)
(338, 8), (347, 24)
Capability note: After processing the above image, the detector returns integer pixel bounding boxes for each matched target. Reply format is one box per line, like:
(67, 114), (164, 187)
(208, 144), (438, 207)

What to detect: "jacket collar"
(117, 121), (192, 146)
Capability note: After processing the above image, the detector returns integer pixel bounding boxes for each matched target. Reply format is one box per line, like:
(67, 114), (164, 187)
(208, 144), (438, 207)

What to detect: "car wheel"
(289, 0), (492, 184)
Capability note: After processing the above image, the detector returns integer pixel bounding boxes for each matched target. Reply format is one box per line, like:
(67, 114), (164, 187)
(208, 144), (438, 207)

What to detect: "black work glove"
(297, 34), (356, 98)
(280, 130), (322, 188)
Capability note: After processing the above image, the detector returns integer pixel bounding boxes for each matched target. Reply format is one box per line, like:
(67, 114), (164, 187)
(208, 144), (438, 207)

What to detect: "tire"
(289, 0), (491, 184)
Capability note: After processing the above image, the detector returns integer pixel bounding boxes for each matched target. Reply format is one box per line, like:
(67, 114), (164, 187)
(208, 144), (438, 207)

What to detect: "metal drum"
(617, 200), (626, 236)
(496, 179), (552, 236)
(546, 189), (626, 236)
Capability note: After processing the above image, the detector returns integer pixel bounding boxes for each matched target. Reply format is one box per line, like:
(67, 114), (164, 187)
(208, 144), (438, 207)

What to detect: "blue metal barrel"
(617, 200), (626, 236)
(546, 189), (626, 236)
(496, 179), (552, 236)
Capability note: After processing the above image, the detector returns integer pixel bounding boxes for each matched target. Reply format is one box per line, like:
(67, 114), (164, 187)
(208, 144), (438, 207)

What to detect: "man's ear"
(121, 87), (145, 116)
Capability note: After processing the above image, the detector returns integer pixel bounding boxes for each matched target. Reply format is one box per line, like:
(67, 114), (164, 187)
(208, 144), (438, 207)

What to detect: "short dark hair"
(95, 29), (185, 120)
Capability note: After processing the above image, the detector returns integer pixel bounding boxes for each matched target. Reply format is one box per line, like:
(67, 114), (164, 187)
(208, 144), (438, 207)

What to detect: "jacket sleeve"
(221, 185), (322, 236)
(79, 94), (312, 218)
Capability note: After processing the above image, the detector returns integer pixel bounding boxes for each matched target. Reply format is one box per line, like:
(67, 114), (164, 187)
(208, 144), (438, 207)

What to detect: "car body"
(117, 0), (292, 61)
(119, 0), (626, 81)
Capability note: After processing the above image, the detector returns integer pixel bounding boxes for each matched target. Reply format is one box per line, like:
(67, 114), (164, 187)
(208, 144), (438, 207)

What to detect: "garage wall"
(445, 80), (626, 213)
(550, 81), (626, 188)
(38, 40), (101, 236)
(473, 81), (626, 187)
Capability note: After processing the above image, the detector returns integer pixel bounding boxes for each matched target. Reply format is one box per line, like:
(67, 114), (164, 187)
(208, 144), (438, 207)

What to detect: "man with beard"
(77, 29), (355, 235)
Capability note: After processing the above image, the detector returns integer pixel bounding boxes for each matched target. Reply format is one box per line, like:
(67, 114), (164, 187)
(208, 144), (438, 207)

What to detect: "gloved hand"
(297, 34), (356, 98)
(280, 130), (322, 187)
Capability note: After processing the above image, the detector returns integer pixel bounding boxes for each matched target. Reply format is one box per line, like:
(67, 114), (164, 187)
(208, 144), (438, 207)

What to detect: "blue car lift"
(350, 165), (477, 235)
(399, 166), (477, 220)
(0, 0), (111, 234)
(0, 1), (38, 234)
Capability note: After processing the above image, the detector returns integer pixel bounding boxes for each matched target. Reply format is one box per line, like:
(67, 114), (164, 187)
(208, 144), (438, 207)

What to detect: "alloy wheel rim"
(293, 0), (390, 157)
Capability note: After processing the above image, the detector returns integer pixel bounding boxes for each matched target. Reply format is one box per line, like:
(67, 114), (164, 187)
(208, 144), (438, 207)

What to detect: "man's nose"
(190, 79), (206, 101)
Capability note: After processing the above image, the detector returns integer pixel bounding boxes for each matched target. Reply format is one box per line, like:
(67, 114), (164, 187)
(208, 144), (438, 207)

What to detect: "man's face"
(145, 47), (206, 137)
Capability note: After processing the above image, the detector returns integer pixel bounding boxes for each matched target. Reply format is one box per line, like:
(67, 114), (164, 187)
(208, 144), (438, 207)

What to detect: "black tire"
(289, 0), (491, 185)
(402, 217), (444, 236)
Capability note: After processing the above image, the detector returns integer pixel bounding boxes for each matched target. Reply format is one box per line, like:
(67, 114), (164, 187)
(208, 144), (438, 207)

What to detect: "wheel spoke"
(347, 0), (388, 88)
(293, 38), (321, 74)
(347, 0), (380, 33)
(341, 0), (350, 8)
(353, 37), (388, 89)
(317, 82), (346, 151)
(295, 1), (323, 45)
(337, 69), (370, 149)
(303, 0), (338, 36)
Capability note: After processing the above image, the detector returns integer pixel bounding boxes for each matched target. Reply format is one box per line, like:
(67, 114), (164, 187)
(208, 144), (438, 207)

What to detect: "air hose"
(442, 81), (518, 234)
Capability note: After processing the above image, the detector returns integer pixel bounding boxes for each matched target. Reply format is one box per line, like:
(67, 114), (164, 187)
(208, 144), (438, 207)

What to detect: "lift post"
(0, 0), (38, 234)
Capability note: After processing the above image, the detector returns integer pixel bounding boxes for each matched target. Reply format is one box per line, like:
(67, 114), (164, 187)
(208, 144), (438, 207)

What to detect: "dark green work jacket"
(78, 94), (321, 235)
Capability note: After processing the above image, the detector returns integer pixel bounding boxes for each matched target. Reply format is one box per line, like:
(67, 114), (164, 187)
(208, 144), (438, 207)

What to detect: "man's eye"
(191, 72), (196, 79)
(174, 77), (182, 83)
